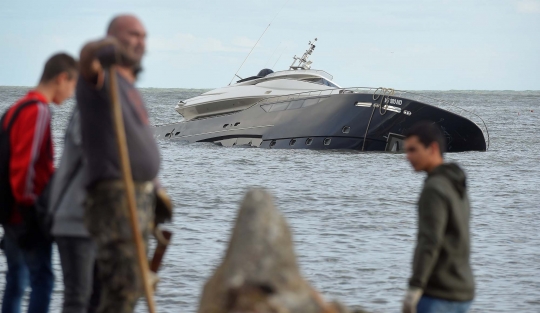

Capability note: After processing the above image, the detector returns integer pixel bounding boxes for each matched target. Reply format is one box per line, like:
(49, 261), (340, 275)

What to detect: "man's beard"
(132, 63), (143, 79)
(119, 41), (144, 79)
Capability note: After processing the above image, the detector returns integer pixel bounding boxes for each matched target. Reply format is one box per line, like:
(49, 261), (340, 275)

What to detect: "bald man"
(73, 15), (161, 313)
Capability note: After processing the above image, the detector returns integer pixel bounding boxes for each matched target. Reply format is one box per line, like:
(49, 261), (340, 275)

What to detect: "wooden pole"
(108, 67), (157, 313)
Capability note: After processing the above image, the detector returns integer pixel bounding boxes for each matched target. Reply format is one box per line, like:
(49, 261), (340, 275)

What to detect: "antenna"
(272, 45), (288, 70)
(228, 0), (288, 85)
(264, 42), (282, 68)
(289, 38), (317, 70)
(228, 24), (271, 85)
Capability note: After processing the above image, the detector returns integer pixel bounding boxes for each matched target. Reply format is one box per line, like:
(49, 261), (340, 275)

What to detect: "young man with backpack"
(0, 53), (78, 313)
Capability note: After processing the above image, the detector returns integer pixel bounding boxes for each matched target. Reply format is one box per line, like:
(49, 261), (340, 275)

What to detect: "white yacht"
(154, 39), (489, 152)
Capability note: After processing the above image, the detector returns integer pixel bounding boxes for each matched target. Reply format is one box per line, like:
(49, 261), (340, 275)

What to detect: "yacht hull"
(154, 93), (487, 152)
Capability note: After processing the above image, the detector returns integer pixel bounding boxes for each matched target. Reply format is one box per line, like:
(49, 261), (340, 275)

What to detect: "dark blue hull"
(154, 93), (487, 152)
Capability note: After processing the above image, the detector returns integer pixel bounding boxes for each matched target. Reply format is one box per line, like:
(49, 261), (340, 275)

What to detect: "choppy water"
(0, 86), (539, 312)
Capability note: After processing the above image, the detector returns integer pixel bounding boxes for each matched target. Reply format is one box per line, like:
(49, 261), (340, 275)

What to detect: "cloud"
(149, 33), (258, 54)
(150, 33), (228, 53)
(232, 36), (258, 48)
(516, 0), (540, 13)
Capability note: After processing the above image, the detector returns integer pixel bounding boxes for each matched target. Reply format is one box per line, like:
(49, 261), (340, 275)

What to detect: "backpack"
(0, 100), (38, 224)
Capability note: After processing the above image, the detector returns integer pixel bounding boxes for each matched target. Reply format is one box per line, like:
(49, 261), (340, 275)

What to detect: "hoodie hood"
(429, 163), (467, 198)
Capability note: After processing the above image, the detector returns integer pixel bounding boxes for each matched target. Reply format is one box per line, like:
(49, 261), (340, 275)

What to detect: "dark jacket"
(409, 163), (475, 301)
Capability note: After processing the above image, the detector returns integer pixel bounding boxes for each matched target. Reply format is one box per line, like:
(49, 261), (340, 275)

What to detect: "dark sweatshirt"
(409, 163), (475, 301)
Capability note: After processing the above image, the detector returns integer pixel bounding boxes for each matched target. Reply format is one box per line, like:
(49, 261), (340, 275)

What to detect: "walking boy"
(0, 53), (78, 313)
(402, 122), (475, 313)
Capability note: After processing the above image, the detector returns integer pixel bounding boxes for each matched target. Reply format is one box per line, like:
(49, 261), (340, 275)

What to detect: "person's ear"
(430, 142), (440, 156)
(55, 72), (68, 85)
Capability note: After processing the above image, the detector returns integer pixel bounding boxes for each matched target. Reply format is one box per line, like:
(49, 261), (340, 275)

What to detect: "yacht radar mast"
(289, 38), (317, 70)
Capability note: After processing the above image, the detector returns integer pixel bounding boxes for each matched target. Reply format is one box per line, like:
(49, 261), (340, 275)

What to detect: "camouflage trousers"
(84, 180), (155, 313)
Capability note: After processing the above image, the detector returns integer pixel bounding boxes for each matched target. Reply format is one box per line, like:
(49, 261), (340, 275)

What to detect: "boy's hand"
(96, 37), (137, 68)
(402, 287), (422, 313)
(80, 37), (137, 84)
(154, 187), (173, 225)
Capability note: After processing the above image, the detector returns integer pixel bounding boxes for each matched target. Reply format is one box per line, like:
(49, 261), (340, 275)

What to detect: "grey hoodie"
(48, 110), (89, 237)
(409, 163), (475, 301)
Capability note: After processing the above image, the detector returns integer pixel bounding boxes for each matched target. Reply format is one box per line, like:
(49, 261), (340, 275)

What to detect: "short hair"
(39, 53), (78, 83)
(404, 121), (446, 155)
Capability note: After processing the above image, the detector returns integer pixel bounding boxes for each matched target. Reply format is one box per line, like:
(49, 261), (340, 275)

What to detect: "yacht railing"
(255, 87), (490, 150)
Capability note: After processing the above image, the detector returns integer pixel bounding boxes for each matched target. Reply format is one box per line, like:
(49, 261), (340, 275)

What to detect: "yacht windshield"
(302, 78), (338, 88)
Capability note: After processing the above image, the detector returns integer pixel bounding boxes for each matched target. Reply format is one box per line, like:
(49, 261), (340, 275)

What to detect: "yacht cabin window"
(302, 78), (338, 88)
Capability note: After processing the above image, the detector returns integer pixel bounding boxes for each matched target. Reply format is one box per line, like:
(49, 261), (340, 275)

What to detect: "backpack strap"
(2, 99), (42, 133)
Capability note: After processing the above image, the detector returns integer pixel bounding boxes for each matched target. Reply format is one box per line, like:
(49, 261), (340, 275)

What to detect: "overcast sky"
(0, 0), (539, 90)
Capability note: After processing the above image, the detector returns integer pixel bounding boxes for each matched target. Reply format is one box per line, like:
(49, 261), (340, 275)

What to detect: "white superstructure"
(175, 39), (341, 121)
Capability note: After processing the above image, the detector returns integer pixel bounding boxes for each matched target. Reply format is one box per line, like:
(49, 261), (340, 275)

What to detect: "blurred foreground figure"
(198, 189), (355, 313)
(402, 122), (475, 313)
(77, 14), (162, 313)
(48, 108), (101, 313)
(0, 53), (78, 313)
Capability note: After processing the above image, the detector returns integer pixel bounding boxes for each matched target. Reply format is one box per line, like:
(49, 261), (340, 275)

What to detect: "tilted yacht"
(154, 39), (489, 152)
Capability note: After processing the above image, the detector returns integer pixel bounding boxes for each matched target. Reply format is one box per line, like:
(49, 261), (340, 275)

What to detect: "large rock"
(197, 189), (349, 313)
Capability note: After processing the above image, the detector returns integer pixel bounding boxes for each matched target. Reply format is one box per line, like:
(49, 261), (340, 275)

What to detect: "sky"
(0, 0), (539, 90)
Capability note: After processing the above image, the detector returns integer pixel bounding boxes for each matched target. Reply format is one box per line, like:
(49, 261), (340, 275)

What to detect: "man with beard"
(76, 15), (161, 313)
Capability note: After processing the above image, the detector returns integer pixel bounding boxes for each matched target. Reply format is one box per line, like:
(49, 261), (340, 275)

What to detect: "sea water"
(0, 87), (539, 312)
